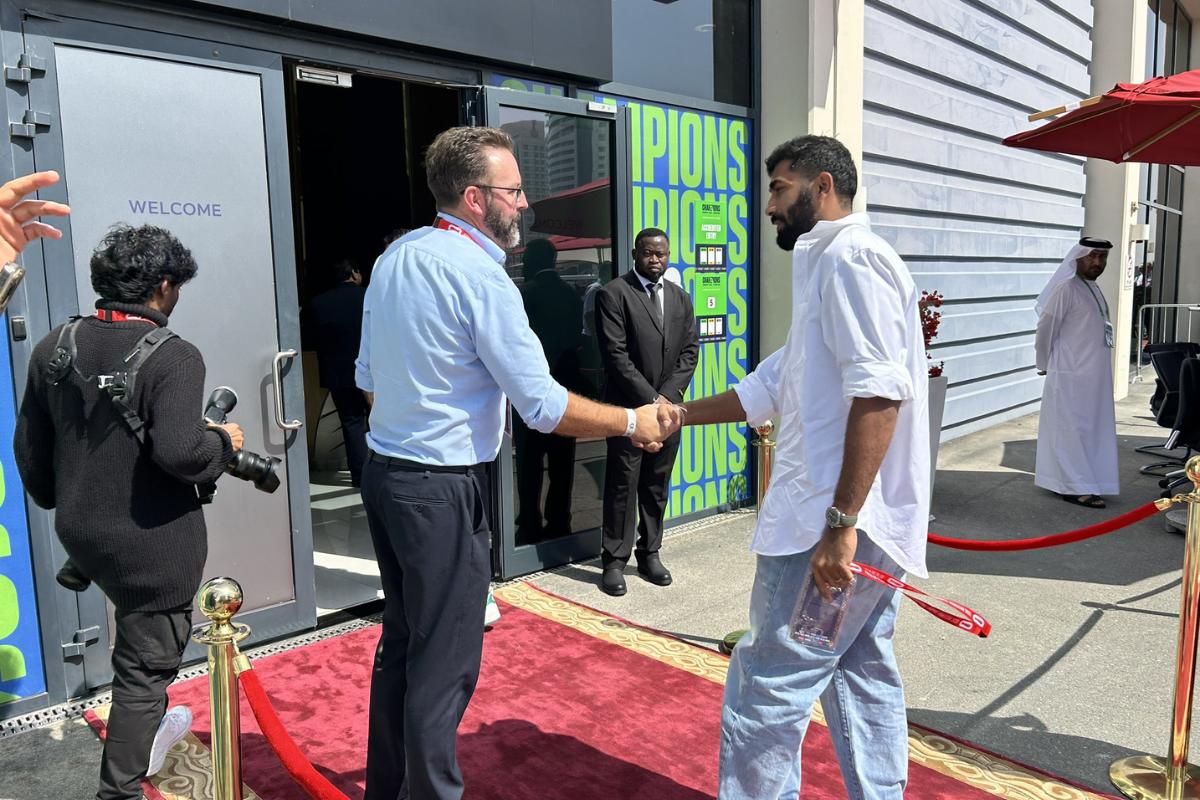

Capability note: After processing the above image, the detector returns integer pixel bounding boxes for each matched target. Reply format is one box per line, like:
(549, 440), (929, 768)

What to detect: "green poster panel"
(695, 272), (728, 316)
(696, 199), (727, 245)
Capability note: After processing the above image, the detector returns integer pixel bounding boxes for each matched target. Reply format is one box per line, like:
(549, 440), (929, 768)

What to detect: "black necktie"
(648, 282), (664, 330)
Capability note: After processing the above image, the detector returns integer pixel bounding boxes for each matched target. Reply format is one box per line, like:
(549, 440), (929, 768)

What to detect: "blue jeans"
(719, 535), (908, 800)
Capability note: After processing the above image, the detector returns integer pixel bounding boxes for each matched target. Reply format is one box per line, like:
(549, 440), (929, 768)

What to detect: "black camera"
(199, 386), (282, 501)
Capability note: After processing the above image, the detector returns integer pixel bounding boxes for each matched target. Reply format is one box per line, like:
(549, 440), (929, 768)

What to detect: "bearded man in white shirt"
(683, 135), (930, 800)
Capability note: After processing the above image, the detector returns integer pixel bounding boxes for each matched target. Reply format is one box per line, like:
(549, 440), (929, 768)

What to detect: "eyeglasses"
(475, 184), (525, 201)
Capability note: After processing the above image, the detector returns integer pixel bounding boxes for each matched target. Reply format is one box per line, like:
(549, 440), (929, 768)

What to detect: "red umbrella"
(1003, 69), (1200, 165)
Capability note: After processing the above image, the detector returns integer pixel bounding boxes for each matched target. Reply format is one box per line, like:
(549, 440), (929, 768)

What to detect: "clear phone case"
(789, 572), (854, 652)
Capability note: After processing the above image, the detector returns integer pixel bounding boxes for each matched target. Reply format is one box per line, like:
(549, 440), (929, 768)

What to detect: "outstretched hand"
(631, 401), (685, 447)
(0, 171), (69, 264)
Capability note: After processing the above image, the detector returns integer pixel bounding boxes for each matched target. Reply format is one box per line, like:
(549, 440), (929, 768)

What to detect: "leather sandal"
(1061, 493), (1106, 509)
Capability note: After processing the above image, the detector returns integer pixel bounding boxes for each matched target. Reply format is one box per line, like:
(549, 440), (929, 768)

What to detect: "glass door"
(478, 88), (629, 579)
(19, 17), (314, 689)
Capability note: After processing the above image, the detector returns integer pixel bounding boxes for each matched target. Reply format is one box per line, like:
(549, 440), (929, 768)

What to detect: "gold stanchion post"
(194, 577), (252, 800)
(1111, 456), (1200, 800)
(720, 422), (776, 656)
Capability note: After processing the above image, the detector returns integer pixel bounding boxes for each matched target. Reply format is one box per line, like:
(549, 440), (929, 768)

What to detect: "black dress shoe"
(636, 553), (673, 586)
(601, 567), (627, 596)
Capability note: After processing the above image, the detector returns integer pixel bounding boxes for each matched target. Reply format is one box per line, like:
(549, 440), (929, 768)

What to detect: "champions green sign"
(490, 75), (755, 516)
(0, 340), (45, 706)
(613, 97), (753, 516)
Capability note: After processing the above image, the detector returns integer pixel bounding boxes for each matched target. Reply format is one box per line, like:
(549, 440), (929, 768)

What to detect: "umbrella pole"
(1027, 94), (1103, 122)
(1011, 102), (1125, 142)
(1111, 458), (1200, 800)
(1123, 107), (1200, 161)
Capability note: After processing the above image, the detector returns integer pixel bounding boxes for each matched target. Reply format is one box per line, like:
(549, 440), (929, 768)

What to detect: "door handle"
(272, 349), (303, 431)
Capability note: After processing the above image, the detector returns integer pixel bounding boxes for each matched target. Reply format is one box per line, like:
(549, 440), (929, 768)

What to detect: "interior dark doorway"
(284, 66), (460, 615)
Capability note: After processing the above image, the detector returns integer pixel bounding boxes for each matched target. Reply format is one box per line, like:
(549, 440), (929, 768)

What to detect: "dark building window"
(610, 0), (752, 106)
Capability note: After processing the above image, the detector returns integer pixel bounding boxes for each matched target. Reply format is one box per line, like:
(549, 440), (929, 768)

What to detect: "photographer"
(13, 223), (242, 800)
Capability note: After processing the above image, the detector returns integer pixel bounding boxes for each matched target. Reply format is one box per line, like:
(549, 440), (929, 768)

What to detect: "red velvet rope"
(238, 668), (349, 800)
(927, 500), (1163, 551)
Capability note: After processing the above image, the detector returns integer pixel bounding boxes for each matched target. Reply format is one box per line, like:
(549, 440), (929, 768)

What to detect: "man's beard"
(773, 188), (818, 251)
(484, 198), (521, 250)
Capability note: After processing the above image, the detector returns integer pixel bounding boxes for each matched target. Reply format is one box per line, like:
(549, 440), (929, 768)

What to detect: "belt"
(367, 451), (480, 474)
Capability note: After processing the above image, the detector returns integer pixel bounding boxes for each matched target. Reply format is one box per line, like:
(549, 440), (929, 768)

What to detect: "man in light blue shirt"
(355, 126), (681, 800)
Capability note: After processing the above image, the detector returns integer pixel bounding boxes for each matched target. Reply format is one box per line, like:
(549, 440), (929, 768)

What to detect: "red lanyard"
(95, 309), (158, 326)
(849, 561), (992, 638)
(434, 216), (479, 245)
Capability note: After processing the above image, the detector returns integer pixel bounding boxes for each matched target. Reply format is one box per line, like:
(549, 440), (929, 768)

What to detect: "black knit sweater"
(13, 301), (233, 612)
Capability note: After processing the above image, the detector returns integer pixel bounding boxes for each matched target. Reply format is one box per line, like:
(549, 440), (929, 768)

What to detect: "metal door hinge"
(61, 626), (100, 659)
(4, 53), (46, 84)
(9, 108), (51, 139)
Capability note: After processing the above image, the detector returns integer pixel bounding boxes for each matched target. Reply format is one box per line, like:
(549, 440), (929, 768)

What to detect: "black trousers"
(329, 386), (370, 486)
(98, 604), (192, 800)
(361, 453), (492, 800)
(601, 430), (682, 567)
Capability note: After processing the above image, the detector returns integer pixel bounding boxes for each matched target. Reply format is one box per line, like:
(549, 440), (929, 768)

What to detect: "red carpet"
(144, 583), (1112, 800)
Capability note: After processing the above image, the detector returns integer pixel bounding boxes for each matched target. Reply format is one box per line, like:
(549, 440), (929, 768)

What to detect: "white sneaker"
(147, 705), (192, 776)
(484, 589), (501, 627)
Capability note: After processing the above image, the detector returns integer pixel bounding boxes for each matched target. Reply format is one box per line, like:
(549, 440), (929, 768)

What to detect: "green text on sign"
(694, 272), (728, 316)
(696, 200), (727, 245)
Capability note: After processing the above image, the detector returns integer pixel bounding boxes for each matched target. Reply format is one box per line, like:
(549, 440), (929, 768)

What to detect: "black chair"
(1147, 342), (1200, 418)
(1161, 357), (1200, 495)
(1141, 349), (1191, 476)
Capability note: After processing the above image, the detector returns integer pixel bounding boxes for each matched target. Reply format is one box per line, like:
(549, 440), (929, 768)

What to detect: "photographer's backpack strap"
(45, 317), (85, 385)
(109, 327), (177, 444)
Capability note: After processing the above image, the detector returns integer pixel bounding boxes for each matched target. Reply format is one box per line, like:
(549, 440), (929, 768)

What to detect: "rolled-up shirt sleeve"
(354, 288), (374, 393)
(821, 248), (915, 402)
(733, 347), (785, 426)
(472, 273), (569, 433)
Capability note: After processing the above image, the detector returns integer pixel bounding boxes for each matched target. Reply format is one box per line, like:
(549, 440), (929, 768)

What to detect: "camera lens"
(224, 450), (282, 493)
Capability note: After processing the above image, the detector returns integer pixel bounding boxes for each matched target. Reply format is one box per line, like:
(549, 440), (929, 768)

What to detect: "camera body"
(199, 386), (281, 503)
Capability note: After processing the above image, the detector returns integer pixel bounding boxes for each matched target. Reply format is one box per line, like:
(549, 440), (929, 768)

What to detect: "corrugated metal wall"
(862, 0), (1094, 439)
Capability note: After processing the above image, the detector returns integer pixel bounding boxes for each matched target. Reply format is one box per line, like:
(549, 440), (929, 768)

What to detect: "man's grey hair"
(424, 126), (515, 208)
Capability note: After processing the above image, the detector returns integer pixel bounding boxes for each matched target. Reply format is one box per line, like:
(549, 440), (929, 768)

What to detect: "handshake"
(630, 396), (686, 452)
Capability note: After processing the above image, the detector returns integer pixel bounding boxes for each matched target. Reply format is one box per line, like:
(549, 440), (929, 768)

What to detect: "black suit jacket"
(595, 270), (699, 407)
(303, 282), (366, 389)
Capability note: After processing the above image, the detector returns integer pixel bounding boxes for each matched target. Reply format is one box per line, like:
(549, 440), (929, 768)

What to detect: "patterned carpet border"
(81, 581), (1114, 800)
(494, 582), (1115, 800)
(85, 705), (261, 800)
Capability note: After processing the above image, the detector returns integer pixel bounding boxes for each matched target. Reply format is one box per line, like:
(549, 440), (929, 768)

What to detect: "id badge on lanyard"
(1084, 281), (1114, 349)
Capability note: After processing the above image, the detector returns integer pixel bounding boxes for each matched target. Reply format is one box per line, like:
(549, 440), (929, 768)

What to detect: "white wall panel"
(863, 0), (1092, 441)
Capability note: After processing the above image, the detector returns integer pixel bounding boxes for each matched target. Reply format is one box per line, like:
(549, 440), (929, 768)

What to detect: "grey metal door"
(16, 17), (315, 690)
(476, 87), (630, 579)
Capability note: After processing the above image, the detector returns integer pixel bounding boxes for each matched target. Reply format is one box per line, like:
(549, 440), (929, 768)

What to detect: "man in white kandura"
(1034, 236), (1119, 509)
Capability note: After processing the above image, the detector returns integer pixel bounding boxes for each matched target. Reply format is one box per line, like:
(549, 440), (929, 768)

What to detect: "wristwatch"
(0, 261), (26, 315)
(824, 505), (858, 529)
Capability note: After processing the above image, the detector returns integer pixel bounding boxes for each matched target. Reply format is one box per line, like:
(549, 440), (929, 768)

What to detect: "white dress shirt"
(733, 213), (931, 577)
(633, 269), (666, 324)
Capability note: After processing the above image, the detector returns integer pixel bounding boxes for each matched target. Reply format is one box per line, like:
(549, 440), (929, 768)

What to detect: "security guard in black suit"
(595, 227), (699, 596)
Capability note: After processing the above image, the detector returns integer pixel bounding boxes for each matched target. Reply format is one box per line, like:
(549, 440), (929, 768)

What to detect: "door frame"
(11, 13), (315, 689)
(477, 87), (631, 580)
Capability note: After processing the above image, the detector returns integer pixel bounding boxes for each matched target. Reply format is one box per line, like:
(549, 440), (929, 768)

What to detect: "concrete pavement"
(534, 380), (1183, 793)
